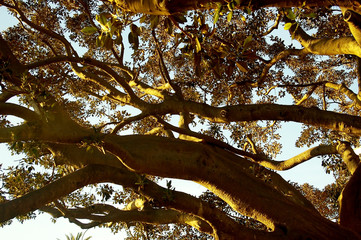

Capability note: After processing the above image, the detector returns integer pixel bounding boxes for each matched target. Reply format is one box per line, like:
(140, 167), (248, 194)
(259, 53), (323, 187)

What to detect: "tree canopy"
(1, 0), (361, 239)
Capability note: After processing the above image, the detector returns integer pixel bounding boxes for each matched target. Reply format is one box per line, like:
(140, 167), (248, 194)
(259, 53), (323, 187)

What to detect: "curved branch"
(43, 203), (214, 234)
(25, 55), (138, 103)
(111, 112), (149, 134)
(254, 144), (338, 171)
(325, 82), (361, 108)
(343, 9), (361, 47)
(2, 2), (76, 57)
(259, 49), (308, 84)
(288, 20), (361, 57)
(153, 100), (361, 136)
(102, 134), (360, 239)
(0, 165), (103, 223)
(0, 102), (39, 121)
(157, 117), (260, 160)
(262, 12), (282, 36)
(336, 141), (360, 174)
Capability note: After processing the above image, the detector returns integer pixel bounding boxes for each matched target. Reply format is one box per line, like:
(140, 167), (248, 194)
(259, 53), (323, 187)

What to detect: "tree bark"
(114, 0), (361, 14)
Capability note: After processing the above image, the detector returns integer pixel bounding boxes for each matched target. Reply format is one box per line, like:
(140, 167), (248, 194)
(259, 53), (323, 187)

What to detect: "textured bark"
(102, 134), (360, 239)
(339, 165), (361, 236)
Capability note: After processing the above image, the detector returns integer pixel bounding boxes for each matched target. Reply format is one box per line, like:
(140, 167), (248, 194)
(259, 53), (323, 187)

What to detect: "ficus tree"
(1, 0), (361, 239)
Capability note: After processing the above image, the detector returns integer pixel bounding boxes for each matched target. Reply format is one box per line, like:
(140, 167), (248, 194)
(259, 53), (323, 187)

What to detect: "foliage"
(1, 0), (361, 239)
(57, 232), (92, 240)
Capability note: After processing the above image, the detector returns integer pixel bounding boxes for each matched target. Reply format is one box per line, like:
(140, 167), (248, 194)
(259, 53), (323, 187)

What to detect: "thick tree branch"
(0, 102), (39, 121)
(152, 100), (361, 136)
(339, 164), (361, 235)
(104, 135), (314, 225)
(113, 0), (361, 15)
(343, 9), (361, 47)
(288, 20), (361, 57)
(336, 141), (360, 174)
(102, 134), (360, 239)
(0, 165), (104, 223)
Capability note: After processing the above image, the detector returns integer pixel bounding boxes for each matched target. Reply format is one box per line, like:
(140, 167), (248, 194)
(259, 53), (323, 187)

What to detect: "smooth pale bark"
(255, 144), (338, 170)
(336, 141), (361, 174)
(288, 20), (361, 57)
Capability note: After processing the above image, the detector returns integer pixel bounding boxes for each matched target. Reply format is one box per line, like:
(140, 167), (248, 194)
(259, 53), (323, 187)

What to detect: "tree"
(1, 0), (361, 239)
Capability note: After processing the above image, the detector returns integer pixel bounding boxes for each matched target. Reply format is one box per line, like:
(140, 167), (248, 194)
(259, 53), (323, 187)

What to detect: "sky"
(0, 5), (338, 240)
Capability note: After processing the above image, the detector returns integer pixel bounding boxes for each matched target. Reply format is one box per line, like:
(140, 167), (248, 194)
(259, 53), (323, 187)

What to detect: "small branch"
(259, 49), (308, 83)
(169, 16), (192, 39)
(3, 2), (77, 57)
(111, 113), (149, 134)
(0, 165), (106, 223)
(156, 117), (261, 160)
(325, 82), (361, 109)
(262, 12), (281, 36)
(45, 202), (214, 234)
(295, 85), (318, 105)
(357, 57), (361, 96)
(253, 144), (338, 171)
(246, 134), (258, 154)
(151, 30), (183, 98)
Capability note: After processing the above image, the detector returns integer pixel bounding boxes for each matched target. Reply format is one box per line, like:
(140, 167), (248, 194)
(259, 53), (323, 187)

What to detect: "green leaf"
(96, 36), (101, 47)
(240, 14), (246, 22)
(213, 3), (222, 24)
(140, 14), (147, 23)
(103, 33), (113, 50)
(114, 34), (123, 45)
(81, 26), (97, 35)
(195, 37), (201, 53)
(128, 32), (139, 50)
(285, 9), (296, 20)
(236, 61), (248, 73)
(150, 15), (159, 29)
(227, 2), (235, 10)
(284, 22), (293, 30)
(243, 35), (252, 47)
(227, 11), (233, 22)
(304, 12), (317, 18)
(130, 24), (141, 35)
(172, 14), (187, 24)
(96, 13), (108, 26)
(164, 18), (173, 35)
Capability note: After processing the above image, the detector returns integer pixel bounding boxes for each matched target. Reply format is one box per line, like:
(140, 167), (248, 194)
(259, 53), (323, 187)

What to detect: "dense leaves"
(1, 0), (361, 239)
